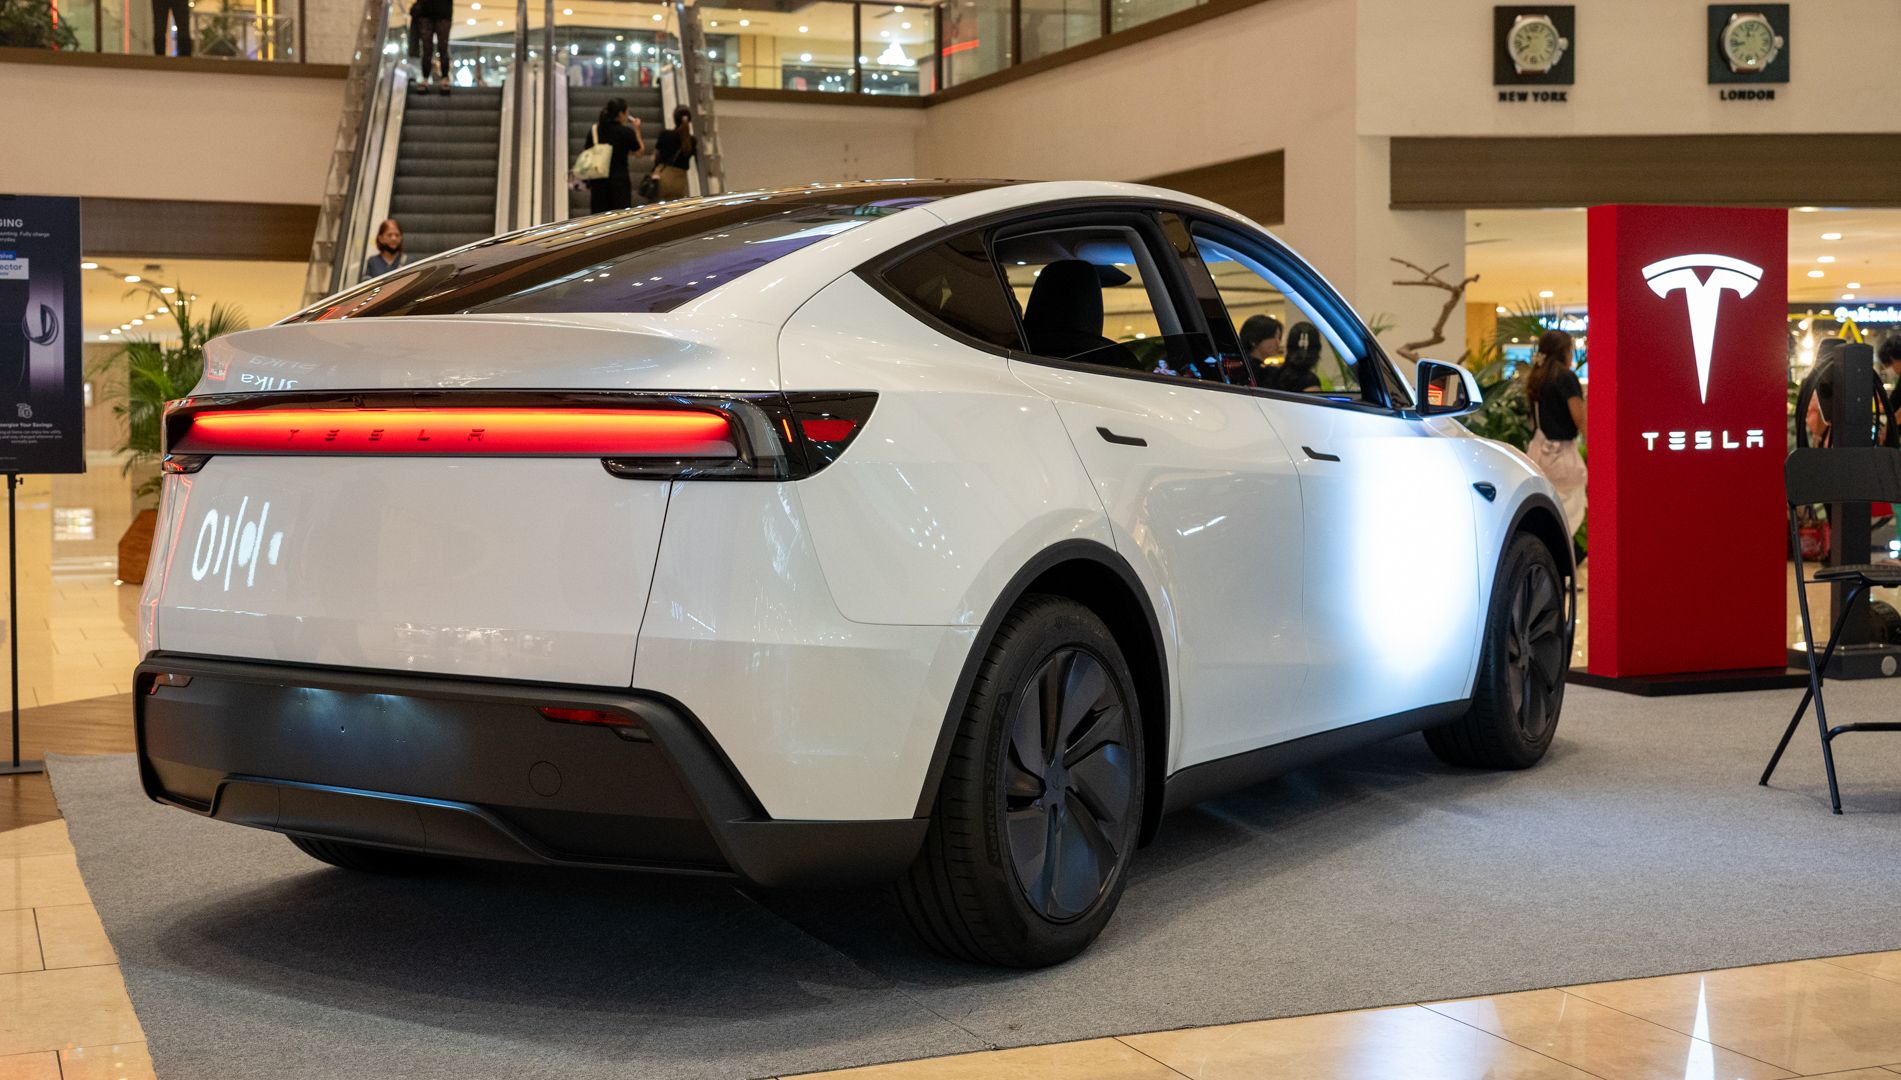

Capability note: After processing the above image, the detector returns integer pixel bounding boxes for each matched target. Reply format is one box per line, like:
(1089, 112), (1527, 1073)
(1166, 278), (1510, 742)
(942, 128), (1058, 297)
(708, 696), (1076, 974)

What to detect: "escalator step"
(392, 176), (494, 197)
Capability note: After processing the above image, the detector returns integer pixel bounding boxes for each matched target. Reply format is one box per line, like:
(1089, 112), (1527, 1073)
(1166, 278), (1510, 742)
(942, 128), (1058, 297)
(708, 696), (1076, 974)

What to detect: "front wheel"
(1425, 533), (1568, 770)
(898, 595), (1145, 968)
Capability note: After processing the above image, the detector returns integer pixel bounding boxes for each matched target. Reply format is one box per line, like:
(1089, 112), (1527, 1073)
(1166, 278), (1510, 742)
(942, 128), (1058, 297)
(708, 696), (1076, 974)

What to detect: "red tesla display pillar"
(1585, 205), (1787, 680)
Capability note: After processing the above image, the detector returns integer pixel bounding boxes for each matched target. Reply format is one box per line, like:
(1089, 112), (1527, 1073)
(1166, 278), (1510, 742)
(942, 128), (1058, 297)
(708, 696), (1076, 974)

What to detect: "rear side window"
(878, 232), (1023, 350)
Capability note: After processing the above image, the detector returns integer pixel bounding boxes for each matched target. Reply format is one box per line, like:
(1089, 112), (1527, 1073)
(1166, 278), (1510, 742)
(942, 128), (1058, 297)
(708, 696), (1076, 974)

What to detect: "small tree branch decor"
(1390, 257), (1480, 363)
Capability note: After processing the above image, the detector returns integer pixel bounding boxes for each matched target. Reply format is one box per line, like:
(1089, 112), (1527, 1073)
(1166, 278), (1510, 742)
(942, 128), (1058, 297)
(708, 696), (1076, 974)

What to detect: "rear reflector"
(799, 418), (859, 442)
(173, 408), (737, 458)
(538, 706), (633, 727)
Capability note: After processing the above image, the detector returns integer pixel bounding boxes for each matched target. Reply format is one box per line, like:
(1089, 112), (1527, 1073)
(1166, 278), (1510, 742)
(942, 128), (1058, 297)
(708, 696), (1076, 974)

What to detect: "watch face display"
(1509, 18), (1566, 72)
(1723, 15), (1780, 70)
(1708, 4), (1789, 83)
(1494, 6), (1575, 85)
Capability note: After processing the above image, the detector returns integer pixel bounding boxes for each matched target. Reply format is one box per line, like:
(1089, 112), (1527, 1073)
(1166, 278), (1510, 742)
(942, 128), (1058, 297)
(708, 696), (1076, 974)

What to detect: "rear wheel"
(1425, 534), (1568, 770)
(899, 595), (1145, 968)
(287, 835), (438, 874)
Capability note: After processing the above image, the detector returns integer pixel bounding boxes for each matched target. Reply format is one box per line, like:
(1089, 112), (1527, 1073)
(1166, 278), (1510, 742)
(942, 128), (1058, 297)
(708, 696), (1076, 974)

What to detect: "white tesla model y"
(136, 181), (1572, 967)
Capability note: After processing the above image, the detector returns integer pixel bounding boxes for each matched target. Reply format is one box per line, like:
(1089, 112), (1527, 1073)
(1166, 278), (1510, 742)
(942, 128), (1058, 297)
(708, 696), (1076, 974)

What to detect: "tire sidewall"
(962, 599), (1145, 966)
(1477, 536), (1565, 766)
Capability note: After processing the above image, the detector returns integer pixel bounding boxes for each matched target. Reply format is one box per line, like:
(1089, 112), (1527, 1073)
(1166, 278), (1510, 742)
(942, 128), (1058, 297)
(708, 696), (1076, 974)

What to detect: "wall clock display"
(1709, 4), (1789, 83)
(1494, 6), (1575, 84)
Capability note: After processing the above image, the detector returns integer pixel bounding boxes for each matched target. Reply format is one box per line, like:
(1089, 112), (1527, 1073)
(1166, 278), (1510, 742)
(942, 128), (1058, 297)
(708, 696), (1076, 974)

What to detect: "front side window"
(879, 231), (1023, 350)
(1190, 231), (1365, 399)
(992, 224), (1227, 384)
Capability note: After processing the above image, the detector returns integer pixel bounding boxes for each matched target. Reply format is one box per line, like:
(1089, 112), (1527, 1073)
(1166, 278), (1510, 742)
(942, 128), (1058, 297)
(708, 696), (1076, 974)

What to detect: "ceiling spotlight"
(1848, 281), (1863, 289)
(894, 3), (903, 8)
(1538, 290), (1554, 298)
(798, 24), (808, 31)
(1494, 306), (1508, 315)
(1843, 293), (1857, 301)
(159, 286), (175, 295)
(131, 318), (144, 326)
(466, 17), (475, 23)
(110, 328), (121, 335)
(1821, 232), (1842, 241)
(80, 261), (98, 270)
(562, 6), (571, 13)
(1796, 206), (1821, 213)
(900, 20), (910, 27)
(98, 334), (111, 341)
(650, 13), (660, 21)
(1817, 255), (1836, 263)
(738, 17), (749, 24)
(800, 51), (811, 60)
(1807, 270), (1825, 278)
(124, 274), (140, 283)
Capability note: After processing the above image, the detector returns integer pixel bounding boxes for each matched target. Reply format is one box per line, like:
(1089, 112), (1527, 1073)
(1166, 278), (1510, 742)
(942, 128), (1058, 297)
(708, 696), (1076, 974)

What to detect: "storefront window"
(940, 0), (1009, 86)
(1019, 0), (1099, 62)
(1109, 0), (1198, 34)
(857, 2), (927, 95)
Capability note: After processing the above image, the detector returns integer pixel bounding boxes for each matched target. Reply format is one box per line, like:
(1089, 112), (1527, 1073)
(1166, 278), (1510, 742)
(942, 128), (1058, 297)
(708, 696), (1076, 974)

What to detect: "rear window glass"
(286, 184), (995, 322)
(878, 232), (1023, 350)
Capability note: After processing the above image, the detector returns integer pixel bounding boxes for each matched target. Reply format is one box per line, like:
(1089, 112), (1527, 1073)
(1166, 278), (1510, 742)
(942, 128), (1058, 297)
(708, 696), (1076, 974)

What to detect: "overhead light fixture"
(878, 39), (909, 64)
(879, 29), (889, 37)
(1494, 306), (1508, 315)
(894, 4), (903, 9)
(1808, 270), (1825, 278)
(1796, 206), (1821, 213)
(1821, 232), (1842, 240)
(131, 318), (144, 326)
(562, 6), (571, 13)
(80, 261), (98, 270)
(799, 25), (809, 33)
(738, 17), (749, 25)
(1843, 293), (1857, 300)
(1817, 255), (1836, 263)
(159, 286), (175, 295)
(900, 20), (911, 27)
(110, 328), (121, 335)
(124, 274), (140, 283)
(1848, 281), (1863, 289)
(1538, 290), (1554, 299)
(650, 13), (659, 21)
(799, 51), (811, 60)
(466, 17), (475, 23)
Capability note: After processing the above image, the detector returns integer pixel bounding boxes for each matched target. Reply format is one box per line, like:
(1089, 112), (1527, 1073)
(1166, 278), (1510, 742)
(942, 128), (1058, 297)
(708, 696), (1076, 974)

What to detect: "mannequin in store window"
(1525, 329), (1587, 560)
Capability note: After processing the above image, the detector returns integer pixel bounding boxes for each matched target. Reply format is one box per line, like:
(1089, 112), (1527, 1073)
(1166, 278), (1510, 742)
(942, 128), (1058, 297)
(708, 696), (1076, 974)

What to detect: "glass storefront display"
(1020, 0), (1098, 61)
(940, 0), (1009, 86)
(1109, 0), (1198, 33)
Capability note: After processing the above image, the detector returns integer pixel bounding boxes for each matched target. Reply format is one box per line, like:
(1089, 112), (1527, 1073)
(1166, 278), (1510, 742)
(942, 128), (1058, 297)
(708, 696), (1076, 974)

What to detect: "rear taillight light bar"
(160, 391), (876, 482)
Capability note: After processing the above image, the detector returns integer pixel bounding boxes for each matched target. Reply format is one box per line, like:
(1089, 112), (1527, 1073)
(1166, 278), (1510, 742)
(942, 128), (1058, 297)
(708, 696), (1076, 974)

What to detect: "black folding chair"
(1761, 447), (1901, 813)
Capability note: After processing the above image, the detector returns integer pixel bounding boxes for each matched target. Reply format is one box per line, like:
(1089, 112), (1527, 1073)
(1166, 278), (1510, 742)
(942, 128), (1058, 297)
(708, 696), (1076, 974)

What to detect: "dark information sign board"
(0, 195), (84, 475)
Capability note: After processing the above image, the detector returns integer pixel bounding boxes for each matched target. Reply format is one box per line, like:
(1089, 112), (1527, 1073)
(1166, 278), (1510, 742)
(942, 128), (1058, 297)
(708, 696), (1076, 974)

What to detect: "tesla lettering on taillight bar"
(173, 408), (738, 458)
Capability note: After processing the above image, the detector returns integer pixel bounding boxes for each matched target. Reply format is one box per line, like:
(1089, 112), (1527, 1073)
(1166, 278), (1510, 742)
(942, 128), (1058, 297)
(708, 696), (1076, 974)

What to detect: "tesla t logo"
(1641, 253), (1765, 404)
(190, 497), (285, 590)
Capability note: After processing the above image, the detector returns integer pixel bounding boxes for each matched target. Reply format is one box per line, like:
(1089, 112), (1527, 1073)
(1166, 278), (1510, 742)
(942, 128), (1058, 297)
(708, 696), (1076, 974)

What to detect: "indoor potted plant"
(0, 0), (78, 48)
(90, 285), (246, 583)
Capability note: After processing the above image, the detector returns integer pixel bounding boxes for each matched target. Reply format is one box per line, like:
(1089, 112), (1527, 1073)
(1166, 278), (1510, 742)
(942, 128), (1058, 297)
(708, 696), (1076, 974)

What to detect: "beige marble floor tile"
(1823, 953), (1901, 986)
(0, 823), (72, 860)
(0, 966), (143, 1057)
(783, 1038), (1187, 1079)
(0, 1052), (59, 1080)
(59, 1041), (156, 1080)
(0, 855), (90, 912)
(1786, 1070), (1901, 1080)
(1568, 960), (1901, 1076)
(0, 911), (38, 976)
(1426, 987), (1794, 1080)
(1121, 1005), (1597, 1080)
(34, 904), (113, 969)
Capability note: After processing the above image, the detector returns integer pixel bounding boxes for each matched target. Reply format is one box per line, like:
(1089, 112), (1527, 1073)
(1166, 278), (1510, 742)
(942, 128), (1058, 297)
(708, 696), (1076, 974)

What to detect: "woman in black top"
(410, 0), (453, 94)
(585, 99), (643, 214)
(650, 106), (696, 202)
(1276, 321), (1324, 392)
(1524, 328), (1587, 541)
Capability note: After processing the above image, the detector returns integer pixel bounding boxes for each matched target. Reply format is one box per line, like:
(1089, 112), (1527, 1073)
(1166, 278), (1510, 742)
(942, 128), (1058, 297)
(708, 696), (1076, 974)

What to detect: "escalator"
(390, 88), (505, 259)
(305, 0), (726, 305)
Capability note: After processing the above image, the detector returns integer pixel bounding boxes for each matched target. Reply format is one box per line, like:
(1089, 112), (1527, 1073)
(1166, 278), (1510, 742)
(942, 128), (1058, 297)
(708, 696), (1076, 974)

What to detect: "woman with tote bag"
(579, 99), (643, 214)
(1525, 329), (1588, 557)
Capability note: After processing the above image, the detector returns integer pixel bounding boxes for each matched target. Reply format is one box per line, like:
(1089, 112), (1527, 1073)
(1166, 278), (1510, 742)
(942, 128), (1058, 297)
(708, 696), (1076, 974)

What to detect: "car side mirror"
(1414, 359), (1483, 418)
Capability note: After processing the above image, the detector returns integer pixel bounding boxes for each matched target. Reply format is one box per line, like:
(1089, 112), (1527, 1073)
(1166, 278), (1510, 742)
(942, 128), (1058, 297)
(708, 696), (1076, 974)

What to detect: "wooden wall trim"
(81, 198), (316, 261)
(1392, 135), (1901, 210)
(1142, 150), (1285, 227)
(0, 46), (346, 78)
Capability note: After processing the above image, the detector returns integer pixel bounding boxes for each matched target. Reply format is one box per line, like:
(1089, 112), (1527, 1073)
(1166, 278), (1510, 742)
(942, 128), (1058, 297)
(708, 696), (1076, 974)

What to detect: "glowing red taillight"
(172, 408), (737, 458)
(799, 418), (858, 442)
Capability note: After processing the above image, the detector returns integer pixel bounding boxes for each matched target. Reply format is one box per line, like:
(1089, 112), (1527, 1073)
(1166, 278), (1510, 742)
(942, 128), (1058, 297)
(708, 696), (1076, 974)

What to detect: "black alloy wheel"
(1424, 534), (1568, 770)
(898, 595), (1146, 967)
(1001, 647), (1137, 924)
(1503, 558), (1566, 744)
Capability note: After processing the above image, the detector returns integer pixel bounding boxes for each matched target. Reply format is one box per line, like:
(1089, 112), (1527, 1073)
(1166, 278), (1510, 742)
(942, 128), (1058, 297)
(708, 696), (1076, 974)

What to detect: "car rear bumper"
(133, 654), (927, 887)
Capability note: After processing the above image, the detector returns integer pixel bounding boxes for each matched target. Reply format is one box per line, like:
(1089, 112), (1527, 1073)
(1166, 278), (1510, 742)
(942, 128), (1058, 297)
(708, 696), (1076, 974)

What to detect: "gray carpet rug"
(50, 681), (1901, 1079)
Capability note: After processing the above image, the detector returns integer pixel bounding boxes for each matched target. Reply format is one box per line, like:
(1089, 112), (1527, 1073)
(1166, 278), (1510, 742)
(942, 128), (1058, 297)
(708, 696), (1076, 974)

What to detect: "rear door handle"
(1302, 446), (1341, 462)
(1097, 427), (1147, 447)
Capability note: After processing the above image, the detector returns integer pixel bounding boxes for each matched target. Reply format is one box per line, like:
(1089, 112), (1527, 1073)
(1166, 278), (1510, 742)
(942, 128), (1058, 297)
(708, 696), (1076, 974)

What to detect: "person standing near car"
(1525, 329), (1587, 545)
(650, 106), (697, 202)
(585, 99), (644, 214)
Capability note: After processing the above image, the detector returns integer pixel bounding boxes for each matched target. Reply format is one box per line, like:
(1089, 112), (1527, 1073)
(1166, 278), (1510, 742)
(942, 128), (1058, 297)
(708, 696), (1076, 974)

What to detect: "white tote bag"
(572, 124), (613, 182)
